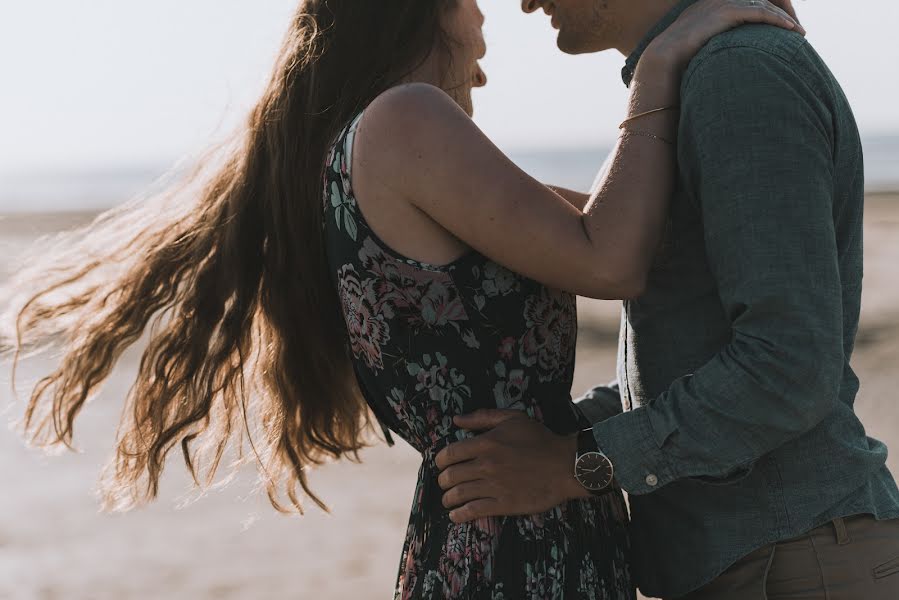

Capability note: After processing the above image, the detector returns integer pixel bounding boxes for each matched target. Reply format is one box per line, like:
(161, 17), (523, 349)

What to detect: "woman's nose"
(521, 0), (542, 14)
(473, 64), (488, 88)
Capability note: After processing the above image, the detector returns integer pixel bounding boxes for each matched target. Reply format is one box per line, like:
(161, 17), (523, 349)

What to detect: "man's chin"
(556, 34), (587, 55)
(556, 31), (609, 55)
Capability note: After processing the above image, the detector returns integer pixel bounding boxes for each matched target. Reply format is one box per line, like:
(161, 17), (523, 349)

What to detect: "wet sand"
(1, 195), (897, 599)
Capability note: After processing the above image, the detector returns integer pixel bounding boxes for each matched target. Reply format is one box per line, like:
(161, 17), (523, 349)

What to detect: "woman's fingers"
(638, 0), (806, 81)
(768, 0), (799, 21)
(684, 0), (806, 42)
(745, 2), (806, 35)
(715, 0), (804, 35)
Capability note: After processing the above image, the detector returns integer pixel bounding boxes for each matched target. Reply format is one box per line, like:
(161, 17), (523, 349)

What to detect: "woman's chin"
(447, 88), (475, 118)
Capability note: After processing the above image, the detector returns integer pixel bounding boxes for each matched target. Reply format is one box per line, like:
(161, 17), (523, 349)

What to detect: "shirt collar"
(621, 0), (700, 87)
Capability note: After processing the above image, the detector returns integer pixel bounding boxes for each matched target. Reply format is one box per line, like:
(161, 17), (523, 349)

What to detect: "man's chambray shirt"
(575, 2), (899, 597)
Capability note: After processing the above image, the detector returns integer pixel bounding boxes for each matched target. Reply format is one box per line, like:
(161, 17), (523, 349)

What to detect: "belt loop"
(832, 517), (851, 545)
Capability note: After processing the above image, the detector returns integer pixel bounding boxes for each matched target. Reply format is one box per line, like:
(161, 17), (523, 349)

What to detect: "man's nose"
(521, 0), (542, 14)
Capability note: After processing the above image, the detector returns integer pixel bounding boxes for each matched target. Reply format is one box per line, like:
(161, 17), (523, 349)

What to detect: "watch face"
(575, 452), (614, 492)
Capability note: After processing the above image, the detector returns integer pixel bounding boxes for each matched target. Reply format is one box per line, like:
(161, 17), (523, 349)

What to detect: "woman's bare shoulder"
(365, 83), (467, 133)
(357, 84), (483, 179)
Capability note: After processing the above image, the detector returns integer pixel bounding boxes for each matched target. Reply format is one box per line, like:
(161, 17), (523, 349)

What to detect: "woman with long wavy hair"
(4, 0), (802, 597)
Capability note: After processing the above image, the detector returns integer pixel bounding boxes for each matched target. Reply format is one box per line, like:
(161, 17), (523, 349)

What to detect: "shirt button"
(645, 474), (659, 487)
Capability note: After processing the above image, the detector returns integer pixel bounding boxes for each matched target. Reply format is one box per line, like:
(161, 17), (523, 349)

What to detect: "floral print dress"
(322, 111), (635, 600)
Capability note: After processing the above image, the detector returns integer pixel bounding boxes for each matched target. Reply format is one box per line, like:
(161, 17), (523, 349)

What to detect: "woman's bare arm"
(356, 79), (671, 299)
(546, 186), (590, 211)
(353, 2), (801, 299)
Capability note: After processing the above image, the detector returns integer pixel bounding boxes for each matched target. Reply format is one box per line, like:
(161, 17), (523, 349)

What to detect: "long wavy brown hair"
(2, 0), (458, 514)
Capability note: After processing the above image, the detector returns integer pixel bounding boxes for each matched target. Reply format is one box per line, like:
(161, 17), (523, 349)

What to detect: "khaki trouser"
(678, 515), (899, 599)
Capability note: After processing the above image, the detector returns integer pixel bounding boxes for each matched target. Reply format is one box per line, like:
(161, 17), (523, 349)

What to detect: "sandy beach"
(2, 194), (897, 600)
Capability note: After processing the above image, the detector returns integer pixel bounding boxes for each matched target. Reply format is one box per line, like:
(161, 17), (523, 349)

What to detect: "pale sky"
(1, 1), (897, 174)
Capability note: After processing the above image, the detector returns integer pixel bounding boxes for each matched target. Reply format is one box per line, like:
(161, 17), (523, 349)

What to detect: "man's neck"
(619, 0), (700, 87)
(616, 0), (679, 56)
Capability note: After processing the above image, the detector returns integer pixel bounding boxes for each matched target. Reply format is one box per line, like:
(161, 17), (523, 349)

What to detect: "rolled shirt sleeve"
(592, 46), (845, 495)
(573, 381), (623, 427)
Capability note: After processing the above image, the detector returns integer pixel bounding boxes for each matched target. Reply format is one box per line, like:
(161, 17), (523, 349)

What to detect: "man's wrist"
(560, 433), (593, 500)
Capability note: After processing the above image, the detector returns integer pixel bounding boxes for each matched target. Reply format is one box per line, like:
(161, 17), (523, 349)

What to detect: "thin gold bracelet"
(619, 105), (680, 129)
(621, 129), (675, 146)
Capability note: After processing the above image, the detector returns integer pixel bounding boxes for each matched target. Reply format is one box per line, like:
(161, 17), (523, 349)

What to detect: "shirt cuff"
(591, 407), (678, 496)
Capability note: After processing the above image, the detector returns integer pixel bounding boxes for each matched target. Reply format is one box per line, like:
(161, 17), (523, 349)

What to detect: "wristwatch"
(574, 428), (615, 495)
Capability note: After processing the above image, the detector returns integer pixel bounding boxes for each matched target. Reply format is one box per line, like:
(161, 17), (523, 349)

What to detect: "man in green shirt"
(436, 0), (899, 597)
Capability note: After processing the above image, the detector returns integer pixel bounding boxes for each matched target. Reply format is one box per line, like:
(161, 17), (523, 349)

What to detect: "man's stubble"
(557, 0), (626, 55)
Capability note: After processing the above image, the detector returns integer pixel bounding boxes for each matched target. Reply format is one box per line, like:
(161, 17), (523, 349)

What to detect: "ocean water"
(0, 136), (897, 214)
(513, 134), (899, 194)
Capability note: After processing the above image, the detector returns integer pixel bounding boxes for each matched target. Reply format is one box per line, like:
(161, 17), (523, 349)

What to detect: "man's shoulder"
(696, 23), (807, 62)
(683, 24), (808, 87)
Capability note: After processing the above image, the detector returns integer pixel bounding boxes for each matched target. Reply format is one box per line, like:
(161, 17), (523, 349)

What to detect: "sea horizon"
(2, 134), (898, 215)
